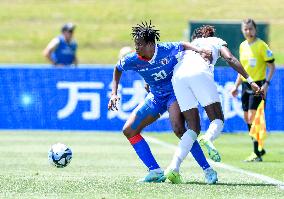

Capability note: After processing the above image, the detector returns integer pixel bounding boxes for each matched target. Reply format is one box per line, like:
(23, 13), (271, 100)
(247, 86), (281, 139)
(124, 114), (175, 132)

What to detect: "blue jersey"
(116, 42), (184, 99)
(51, 35), (77, 65)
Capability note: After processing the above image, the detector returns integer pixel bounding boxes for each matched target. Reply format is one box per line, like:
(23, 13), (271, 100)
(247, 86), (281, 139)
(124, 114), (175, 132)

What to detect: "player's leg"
(242, 90), (252, 133)
(243, 98), (257, 161)
(168, 100), (210, 170)
(242, 83), (259, 161)
(164, 100), (185, 183)
(187, 71), (223, 162)
(167, 100), (186, 139)
(170, 68), (207, 169)
(169, 58), (217, 184)
(203, 102), (224, 141)
(182, 107), (218, 184)
(165, 108), (200, 183)
(244, 93), (263, 162)
(198, 102), (224, 162)
(166, 93), (217, 184)
(165, 100), (211, 183)
(179, 82), (219, 183)
(179, 71), (218, 183)
(175, 108), (205, 172)
(168, 75), (200, 174)
(123, 96), (165, 182)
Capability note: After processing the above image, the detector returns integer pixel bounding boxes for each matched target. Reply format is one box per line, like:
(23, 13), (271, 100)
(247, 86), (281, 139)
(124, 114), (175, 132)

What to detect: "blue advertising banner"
(0, 66), (283, 132)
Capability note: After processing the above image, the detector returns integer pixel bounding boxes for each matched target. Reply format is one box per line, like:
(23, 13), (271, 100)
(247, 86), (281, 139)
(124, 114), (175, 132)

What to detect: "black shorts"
(241, 80), (265, 111)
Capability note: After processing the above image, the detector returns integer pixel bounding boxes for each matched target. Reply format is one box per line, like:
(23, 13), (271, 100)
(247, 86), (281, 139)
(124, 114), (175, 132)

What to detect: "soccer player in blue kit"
(108, 21), (218, 184)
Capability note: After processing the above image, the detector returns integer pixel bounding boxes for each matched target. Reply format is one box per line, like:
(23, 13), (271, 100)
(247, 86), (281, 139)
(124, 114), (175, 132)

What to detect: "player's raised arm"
(220, 46), (261, 94)
(261, 61), (275, 98)
(108, 67), (122, 111)
(220, 46), (249, 78)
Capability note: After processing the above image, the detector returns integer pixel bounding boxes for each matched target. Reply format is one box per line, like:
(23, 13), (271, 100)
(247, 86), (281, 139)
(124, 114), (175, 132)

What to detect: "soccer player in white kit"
(165, 25), (261, 183)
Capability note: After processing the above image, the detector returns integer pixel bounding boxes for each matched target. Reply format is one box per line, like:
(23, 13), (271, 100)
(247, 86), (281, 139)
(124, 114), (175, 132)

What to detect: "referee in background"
(231, 18), (275, 162)
(43, 23), (78, 67)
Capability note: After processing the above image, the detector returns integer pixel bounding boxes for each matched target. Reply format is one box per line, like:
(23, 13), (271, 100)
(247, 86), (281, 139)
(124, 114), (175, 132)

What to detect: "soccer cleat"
(199, 136), (221, 162)
(164, 168), (183, 184)
(259, 149), (266, 157)
(244, 153), (263, 162)
(204, 168), (218, 184)
(137, 170), (166, 183)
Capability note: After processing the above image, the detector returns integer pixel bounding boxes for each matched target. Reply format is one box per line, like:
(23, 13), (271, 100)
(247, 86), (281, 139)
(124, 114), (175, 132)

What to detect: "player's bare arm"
(261, 61), (275, 98)
(43, 38), (59, 65)
(231, 74), (243, 97)
(43, 48), (56, 65)
(220, 46), (261, 95)
(108, 67), (122, 111)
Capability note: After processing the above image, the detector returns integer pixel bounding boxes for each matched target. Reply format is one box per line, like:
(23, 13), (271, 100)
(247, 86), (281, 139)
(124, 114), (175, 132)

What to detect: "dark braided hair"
(191, 25), (216, 40)
(131, 20), (160, 44)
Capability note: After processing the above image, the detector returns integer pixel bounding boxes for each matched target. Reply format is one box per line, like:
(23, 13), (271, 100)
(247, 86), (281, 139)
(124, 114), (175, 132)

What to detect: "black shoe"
(259, 149), (266, 157)
(254, 156), (263, 162)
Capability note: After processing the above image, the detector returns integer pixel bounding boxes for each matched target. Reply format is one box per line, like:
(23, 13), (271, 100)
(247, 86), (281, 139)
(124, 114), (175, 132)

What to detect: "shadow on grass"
(185, 181), (278, 187)
(260, 160), (283, 163)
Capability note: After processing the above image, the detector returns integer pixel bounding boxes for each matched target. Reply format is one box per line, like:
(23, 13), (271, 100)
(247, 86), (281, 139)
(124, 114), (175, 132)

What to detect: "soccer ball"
(48, 143), (72, 168)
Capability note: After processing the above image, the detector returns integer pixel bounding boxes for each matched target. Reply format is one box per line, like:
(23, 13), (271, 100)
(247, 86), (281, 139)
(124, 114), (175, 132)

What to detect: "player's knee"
(247, 118), (254, 124)
(122, 125), (136, 139)
(122, 110), (145, 138)
(122, 126), (130, 137)
(247, 115), (255, 124)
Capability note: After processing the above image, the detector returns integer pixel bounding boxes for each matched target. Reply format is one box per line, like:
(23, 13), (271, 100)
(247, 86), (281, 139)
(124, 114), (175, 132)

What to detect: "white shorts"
(172, 51), (220, 112)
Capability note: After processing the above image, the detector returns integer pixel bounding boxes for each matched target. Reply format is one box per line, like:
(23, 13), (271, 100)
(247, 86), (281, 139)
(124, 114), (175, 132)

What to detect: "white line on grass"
(144, 136), (284, 190)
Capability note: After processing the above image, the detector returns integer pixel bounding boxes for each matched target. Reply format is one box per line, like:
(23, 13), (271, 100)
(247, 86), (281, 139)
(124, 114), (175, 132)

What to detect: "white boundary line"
(144, 136), (284, 190)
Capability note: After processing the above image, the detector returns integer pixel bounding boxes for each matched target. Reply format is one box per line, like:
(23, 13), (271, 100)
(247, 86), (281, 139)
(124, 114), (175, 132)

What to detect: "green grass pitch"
(0, 131), (283, 198)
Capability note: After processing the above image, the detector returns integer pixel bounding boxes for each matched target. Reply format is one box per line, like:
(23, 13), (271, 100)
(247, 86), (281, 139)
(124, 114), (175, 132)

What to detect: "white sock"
(151, 168), (162, 173)
(204, 167), (212, 172)
(169, 129), (198, 172)
(204, 119), (224, 142)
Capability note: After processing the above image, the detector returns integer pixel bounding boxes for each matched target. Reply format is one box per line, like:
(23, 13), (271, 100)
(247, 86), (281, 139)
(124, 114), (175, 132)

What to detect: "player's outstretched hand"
(108, 94), (120, 111)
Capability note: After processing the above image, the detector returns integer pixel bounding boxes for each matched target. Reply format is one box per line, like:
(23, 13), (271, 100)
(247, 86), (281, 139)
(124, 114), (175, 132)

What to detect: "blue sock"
(190, 140), (210, 170)
(128, 134), (160, 171)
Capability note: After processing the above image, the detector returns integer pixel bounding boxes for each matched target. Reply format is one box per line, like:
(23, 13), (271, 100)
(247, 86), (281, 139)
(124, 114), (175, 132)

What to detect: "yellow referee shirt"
(239, 38), (274, 82)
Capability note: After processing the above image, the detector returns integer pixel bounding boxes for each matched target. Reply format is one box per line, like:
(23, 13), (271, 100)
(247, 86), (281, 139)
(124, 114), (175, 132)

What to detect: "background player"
(231, 19), (275, 162)
(108, 21), (217, 183)
(165, 25), (261, 183)
(43, 23), (78, 67)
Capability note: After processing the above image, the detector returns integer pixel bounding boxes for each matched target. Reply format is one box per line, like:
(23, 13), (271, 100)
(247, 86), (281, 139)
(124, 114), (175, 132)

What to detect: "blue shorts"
(144, 92), (177, 116)
(130, 92), (177, 130)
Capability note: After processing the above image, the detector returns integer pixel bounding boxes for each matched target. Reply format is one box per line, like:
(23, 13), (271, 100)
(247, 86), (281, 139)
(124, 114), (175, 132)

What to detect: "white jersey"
(172, 37), (226, 111)
(191, 36), (227, 66)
